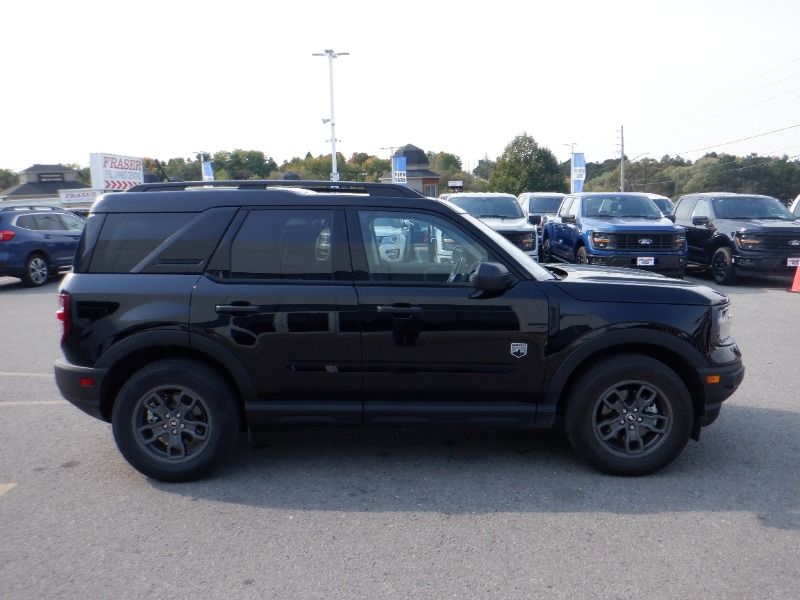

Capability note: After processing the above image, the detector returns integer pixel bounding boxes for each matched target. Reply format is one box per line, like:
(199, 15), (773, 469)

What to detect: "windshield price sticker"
(788, 258), (800, 267)
(637, 257), (655, 266)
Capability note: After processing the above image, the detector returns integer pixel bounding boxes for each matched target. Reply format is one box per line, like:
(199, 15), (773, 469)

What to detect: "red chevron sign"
(104, 180), (138, 190)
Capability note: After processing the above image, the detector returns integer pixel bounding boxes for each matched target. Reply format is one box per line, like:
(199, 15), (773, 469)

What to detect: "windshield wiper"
(478, 214), (510, 219)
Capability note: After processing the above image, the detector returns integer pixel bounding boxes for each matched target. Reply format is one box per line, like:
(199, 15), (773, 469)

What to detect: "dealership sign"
(59, 188), (103, 205)
(90, 153), (144, 190)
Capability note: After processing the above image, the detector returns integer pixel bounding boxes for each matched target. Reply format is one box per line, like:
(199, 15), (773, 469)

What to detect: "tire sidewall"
(565, 355), (693, 476)
(711, 247), (735, 285)
(23, 254), (49, 287)
(112, 359), (239, 482)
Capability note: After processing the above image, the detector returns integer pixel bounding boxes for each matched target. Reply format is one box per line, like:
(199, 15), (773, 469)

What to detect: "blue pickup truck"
(542, 192), (687, 277)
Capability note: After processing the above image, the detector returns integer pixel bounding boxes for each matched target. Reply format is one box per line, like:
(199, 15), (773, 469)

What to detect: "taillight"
(0, 230), (16, 242)
(57, 291), (71, 344)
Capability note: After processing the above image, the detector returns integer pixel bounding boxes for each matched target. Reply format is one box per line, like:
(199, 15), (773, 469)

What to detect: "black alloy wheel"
(565, 354), (693, 475)
(711, 247), (736, 285)
(112, 358), (239, 482)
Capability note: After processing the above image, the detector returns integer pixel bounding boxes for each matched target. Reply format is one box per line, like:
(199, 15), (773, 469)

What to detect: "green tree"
(489, 134), (566, 195)
(0, 168), (19, 192)
(472, 158), (495, 180)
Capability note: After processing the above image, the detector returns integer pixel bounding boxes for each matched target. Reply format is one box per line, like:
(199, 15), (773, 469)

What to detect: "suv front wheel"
(111, 358), (240, 482)
(565, 354), (692, 476)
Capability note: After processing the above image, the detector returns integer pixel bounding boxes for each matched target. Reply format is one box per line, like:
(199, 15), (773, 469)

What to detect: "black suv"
(674, 192), (800, 284)
(55, 181), (744, 481)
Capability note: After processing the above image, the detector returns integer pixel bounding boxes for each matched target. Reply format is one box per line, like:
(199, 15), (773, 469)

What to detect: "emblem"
(638, 238), (653, 245)
(789, 240), (800, 246)
(510, 343), (527, 358)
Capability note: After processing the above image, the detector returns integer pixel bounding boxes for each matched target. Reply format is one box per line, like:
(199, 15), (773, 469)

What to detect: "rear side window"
(34, 214), (64, 230)
(229, 209), (333, 280)
(15, 215), (37, 229)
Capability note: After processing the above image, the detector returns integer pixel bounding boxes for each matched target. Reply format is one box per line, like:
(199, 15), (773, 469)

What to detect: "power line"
(677, 124), (800, 155)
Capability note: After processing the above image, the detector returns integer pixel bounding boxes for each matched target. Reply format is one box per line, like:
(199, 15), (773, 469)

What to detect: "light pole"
(563, 143), (577, 192)
(313, 49), (349, 181)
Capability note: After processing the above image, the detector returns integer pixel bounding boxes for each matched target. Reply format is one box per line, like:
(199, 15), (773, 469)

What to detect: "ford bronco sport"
(55, 181), (743, 481)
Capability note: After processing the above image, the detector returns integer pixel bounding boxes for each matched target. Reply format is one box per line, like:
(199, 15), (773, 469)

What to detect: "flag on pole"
(392, 156), (407, 185)
(572, 153), (586, 193)
(201, 160), (215, 182)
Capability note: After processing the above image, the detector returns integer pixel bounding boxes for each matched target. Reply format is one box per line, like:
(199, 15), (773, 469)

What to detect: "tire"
(711, 247), (736, 285)
(576, 246), (588, 264)
(111, 358), (240, 482)
(22, 254), (50, 287)
(542, 238), (553, 262)
(564, 354), (693, 476)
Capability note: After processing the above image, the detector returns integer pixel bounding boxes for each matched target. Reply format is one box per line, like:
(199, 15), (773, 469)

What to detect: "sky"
(2, 0), (800, 174)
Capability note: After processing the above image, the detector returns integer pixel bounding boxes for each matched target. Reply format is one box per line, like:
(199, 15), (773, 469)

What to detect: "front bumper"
(54, 359), (109, 421)
(731, 251), (800, 273)
(697, 355), (745, 426)
(584, 252), (687, 272)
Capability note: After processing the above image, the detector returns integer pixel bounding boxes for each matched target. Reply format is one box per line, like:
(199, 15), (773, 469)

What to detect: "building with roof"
(0, 164), (90, 204)
(379, 144), (441, 197)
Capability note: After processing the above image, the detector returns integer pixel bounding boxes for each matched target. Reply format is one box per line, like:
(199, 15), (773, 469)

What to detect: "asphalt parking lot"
(1, 271), (798, 599)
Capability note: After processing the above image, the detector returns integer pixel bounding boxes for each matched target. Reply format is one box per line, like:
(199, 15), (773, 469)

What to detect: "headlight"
(734, 232), (760, 250)
(675, 233), (686, 249)
(592, 232), (615, 249)
(712, 305), (733, 344)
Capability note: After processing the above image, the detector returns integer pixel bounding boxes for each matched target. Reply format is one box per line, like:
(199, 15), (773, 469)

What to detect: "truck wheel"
(711, 247), (736, 285)
(576, 246), (588, 264)
(112, 358), (240, 482)
(565, 354), (693, 476)
(22, 254), (49, 287)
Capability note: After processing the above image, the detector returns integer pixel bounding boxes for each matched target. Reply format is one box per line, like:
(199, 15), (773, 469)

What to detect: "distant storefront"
(379, 144), (441, 197)
(0, 164), (94, 210)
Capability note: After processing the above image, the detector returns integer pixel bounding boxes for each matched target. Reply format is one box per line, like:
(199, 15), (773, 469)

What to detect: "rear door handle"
(377, 305), (422, 315)
(215, 304), (260, 315)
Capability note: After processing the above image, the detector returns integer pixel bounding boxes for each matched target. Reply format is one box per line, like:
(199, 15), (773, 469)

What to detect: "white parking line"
(0, 483), (17, 496)
(0, 372), (51, 378)
(0, 401), (66, 406)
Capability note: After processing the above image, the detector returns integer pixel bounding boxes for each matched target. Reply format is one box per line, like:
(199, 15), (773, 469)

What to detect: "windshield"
(450, 195), (525, 219)
(712, 196), (795, 220)
(458, 212), (556, 280)
(529, 196), (564, 213)
(652, 198), (675, 214)
(583, 195), (663, 219)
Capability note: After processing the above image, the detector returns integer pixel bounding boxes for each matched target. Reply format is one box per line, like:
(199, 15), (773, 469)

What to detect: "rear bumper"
(54, 359), (109, 421)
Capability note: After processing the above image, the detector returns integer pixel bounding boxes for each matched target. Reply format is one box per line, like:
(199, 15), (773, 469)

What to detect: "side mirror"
(561, 214), (576, 224)
(473, 262), (512, 294)
(665, 214), (676, 223)
(692, 216), (709, 226)
(529, 215), (542, 225)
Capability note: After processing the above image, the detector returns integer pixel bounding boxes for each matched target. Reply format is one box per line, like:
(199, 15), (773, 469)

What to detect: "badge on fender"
(510, 343), (527, 358)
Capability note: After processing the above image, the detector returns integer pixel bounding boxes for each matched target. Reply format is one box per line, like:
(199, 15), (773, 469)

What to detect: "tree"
(472, 158), (495, 180)
(0, 168), (18, 192)
(489, 134), (567, 195)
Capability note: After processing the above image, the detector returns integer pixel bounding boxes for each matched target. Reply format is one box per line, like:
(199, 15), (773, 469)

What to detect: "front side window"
(558, 197), (574, 217)
(712, 196), (794, 220)
(230, 209), (333, 280)
(358, 211), (488, 284)
(59, 213), (85, 231)
(692, 199), (711, 220)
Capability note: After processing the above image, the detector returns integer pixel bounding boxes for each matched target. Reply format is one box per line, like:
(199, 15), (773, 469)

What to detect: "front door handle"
(215, 304), (260, 315)
(377, 305), (422, 316)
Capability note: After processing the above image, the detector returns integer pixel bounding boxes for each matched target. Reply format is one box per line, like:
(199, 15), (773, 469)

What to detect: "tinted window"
(559, 197), (574, 217)
(90, 213), (195, 273)
(564, 198), (578, 218)
(59, 213), (85, 231)
(529, 196), (564, 213)
(358, 210), (488, 283)
(15, 215), (37, 229)
(582, 195), (661, 219)
(230, 209), (333, 280)
(449, 195), (524, 219)
(692, 199), (711, 219)
(34, 214), (64, 230)
(674, 197), (697, 220)
(712, 196), (794, 220)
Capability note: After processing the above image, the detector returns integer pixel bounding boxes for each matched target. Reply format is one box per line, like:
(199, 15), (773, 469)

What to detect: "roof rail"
(0, 205), (60, 212)
(125, 179), (425, 198)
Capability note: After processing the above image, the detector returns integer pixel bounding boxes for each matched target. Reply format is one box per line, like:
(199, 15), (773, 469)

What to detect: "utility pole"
(619, 125), (625, 192)
(313, 49), (349, 181)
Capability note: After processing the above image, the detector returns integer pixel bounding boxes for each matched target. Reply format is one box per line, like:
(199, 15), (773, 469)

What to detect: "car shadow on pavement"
(151, 404), (800, 531)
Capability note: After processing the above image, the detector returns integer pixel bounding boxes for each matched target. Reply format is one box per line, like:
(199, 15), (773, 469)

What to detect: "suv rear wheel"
(22, 254), (49, 287)
(565, 354), (692, 476)
(111, 358), (240, 482)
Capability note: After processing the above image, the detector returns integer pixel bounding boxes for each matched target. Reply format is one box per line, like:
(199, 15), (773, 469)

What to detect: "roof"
(393, 144), (429, 166)
(20, 164), (78, 174)
(1, 181), (89, 198)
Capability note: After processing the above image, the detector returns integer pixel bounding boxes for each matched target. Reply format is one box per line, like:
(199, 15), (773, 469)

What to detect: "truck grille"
(611, 233), (678, 250)
(751, 234), (800, 252)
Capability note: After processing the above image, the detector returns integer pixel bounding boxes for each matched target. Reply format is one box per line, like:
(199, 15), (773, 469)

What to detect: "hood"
(580, 216), (681, 231)
(713, 218), (800, 233)
(546, 264), (728, 306)
(479, 216), (535, 233)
